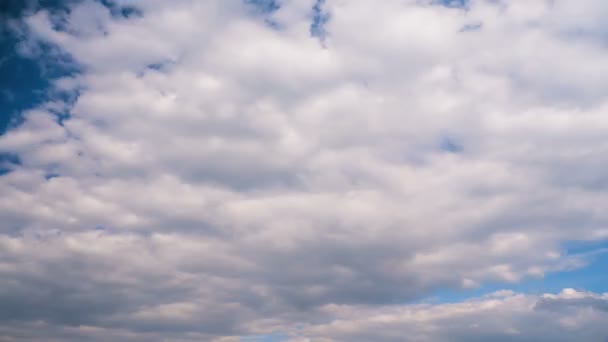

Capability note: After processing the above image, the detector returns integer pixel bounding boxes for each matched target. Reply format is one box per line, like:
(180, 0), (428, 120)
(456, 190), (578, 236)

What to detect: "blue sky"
(430, 242), (608, 305)
(1, 1), (82, 134)
(0, 26), (46, 133)
(1, 1), (608, 341)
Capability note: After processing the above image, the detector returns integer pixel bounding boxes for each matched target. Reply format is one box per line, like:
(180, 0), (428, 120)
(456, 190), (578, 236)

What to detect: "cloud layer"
(1, 0), (608, 340)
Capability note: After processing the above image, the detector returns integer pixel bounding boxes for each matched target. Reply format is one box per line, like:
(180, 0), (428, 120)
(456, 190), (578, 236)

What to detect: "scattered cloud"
(294, 289), (608, 342)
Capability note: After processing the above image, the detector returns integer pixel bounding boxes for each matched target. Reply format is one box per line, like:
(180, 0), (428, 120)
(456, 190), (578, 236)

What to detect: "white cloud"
(1, 0), (608, 340)
(293, 289), (608, 342)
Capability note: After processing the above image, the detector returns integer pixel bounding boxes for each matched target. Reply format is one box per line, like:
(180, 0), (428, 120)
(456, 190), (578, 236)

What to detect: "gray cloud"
(295, 290), (608, 342)
(0, 0), (608, 340)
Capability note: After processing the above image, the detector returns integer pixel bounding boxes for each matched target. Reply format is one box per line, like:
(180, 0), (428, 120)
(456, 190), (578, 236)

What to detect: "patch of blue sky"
(243, 0), (282, 29)
(433, 0), (469, 9)
(0, 32), (49, 133)
(50, 88), (81, 126)
(1, 2), (81, 134)
(426, 241), (608, 304)
(244, 0), (281, 14)
(97, 0), (143, 19)
(310, 0), (329, 41)
(0, 152), (21, 176)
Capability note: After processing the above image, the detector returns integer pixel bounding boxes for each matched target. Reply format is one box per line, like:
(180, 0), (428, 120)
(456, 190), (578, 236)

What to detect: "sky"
(0, 0), (608, 341)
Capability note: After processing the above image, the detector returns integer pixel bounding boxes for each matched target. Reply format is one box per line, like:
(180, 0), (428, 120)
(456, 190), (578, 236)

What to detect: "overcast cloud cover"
(1, 0), (608, 341)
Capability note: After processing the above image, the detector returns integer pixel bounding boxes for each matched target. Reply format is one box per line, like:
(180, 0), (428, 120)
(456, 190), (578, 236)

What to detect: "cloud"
(294, 289), (608, 342)
(0, 0), (608, 340)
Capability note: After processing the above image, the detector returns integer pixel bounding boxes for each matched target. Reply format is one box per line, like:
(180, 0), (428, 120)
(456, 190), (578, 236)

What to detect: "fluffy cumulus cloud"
(1, 0), (608, 340)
